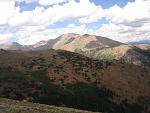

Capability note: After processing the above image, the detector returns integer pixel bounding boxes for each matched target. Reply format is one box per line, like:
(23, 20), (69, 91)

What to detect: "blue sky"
(92, 0), (135, 8)
(18, 0), (135, 10)
(0, 0), (149, 45)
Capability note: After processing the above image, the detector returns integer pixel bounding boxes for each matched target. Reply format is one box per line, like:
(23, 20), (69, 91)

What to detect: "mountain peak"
(52, 34), (122, 52)
(0, 34), (122, 51)
(33, 40), (48, 48)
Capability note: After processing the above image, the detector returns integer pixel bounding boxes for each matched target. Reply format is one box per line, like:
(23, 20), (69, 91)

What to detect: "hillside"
(0, 98), (99, 113)
(0, 49), (149, 113)
(135, 44), (150, 51)
(80, 44), (150, 66)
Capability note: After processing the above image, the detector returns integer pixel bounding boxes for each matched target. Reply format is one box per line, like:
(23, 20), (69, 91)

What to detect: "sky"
(0, 0), (150, 45)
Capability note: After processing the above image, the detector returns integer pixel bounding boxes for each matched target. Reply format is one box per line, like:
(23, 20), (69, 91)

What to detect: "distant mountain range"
(0, 42), (33, 51)
(0, 33), (122, 51)
(128, 40), (150, 45)
(0, 33), (149, 66)
(1, 34), (149, 51)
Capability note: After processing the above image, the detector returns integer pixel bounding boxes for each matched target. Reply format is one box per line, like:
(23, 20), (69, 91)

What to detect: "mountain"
(32, 34), (150, 66)
(0, 34), (122, 51)
(128, 40), (150, 45)
(35, 33), (122, 52)
(32, 40), (48, 48)
(0, 42), (33, 51)
(0, 98), (98, 113)
(52, 33), (122, 52)
(0, 42), (22, 50)
(33, 37), (61, 51)
(80, 44), (150, 66)
(0, 49), (149, 113)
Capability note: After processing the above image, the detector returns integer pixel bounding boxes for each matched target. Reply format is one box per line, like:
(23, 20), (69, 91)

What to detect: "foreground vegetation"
(0, 98), (99, 113)
(0, 68), (148, 113)
(0, 49), (149, 113)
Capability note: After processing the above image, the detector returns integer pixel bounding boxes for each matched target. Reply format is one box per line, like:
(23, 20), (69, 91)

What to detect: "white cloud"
(0, 0), (16, 25)
(79, 6), (105, 23)
(94, 22), (150, 43)
(0, 33), (13, 43)
(47, 0), (98, 22)
(8, 7), (47, 27)
(0, 0), (102, 45)
(1, 0), (100, 45)
(79, 0), (150, 42)
(90, 0), (150, 43)
(0, 0), (150, 45)
(106, 0), (150, 25)
(67, 24), (76, 28)
(6, 0), (99, 27)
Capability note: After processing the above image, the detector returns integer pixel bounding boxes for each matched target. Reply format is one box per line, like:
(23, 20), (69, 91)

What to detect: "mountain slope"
(0, 34), (122, 51)
(38, 33), (122, 52)
(0, 49), (149, 113)
(0, 98), (98, 113)
(80, 44), (150, 66)
(135, 44), (150, 51)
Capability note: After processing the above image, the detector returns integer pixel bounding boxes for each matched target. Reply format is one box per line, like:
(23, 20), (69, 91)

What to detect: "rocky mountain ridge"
(0, 34), (122, 51)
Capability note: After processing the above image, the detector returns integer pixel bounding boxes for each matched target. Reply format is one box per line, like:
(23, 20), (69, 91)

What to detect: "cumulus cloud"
(106, 0), (150, 25)
(82, 0), (150, 42)
(8, 7), (47, 26)
(101, 0), (150, 42)
(45, 0), (97, 22)
(0, 0), (150, 45)
(0, 0), (100, 45)
(79, 6), (105, 24)
(0, 0), (16, 25)
(0, 33), (13, 43)
(78, 0), (150, 42)
(6, 0), (98, 27)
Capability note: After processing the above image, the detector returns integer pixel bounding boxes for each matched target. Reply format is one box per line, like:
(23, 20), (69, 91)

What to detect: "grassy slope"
(0, 98), (99, 113)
